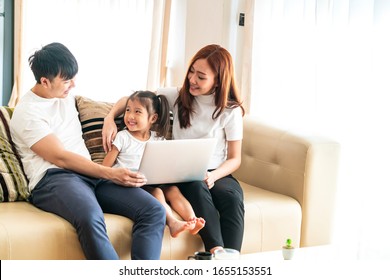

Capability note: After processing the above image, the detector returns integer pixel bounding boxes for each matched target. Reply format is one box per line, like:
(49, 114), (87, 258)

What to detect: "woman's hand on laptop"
(109, 167), (147, 187)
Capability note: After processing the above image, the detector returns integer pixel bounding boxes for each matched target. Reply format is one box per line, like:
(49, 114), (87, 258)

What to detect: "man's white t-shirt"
(10, 91), (91, 191)
(112, 130), (164, 170)
(157, 87), (243, 170)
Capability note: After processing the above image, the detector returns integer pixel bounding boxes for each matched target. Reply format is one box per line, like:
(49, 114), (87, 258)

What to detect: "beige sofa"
(0, 98), (340, 260)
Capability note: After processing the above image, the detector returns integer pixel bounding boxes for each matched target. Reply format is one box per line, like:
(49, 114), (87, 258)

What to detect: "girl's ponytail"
(155, 94), (171, 139)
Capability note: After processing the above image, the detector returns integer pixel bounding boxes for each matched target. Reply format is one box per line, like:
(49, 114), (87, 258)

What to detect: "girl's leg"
(95, 182), (166, 260)
(163, 185), (205, 234)
(30, 169), (119, 260)
(177, 181), (224, 251)
(143, 186), (194, 238)
(210, 175), (245, 252)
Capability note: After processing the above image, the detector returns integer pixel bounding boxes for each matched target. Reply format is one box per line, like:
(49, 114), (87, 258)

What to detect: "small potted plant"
(282, 238), (295, 260)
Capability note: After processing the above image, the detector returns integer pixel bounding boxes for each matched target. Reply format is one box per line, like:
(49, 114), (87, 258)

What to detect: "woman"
(103, 44), (245, 254)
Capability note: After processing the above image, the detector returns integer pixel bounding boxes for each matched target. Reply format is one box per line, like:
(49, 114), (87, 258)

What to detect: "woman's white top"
(157, 87), (243, 169)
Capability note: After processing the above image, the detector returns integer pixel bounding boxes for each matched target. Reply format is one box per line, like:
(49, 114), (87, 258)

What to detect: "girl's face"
(124, 99), (157, 139)
(187, 58), (217, 96)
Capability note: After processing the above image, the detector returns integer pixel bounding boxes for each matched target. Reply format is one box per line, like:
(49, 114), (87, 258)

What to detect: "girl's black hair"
(121, 91), (171, 138)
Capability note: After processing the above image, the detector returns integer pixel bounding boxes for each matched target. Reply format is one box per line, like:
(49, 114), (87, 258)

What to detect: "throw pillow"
(0, 106), (29, 202)
(75, 95), (122, 164)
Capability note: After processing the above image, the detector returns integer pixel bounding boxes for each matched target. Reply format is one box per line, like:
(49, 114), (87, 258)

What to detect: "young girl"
(102, 90), (205, 237)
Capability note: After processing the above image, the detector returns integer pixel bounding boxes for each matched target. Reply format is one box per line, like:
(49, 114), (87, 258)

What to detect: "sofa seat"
(240, 183), (302, 253)
(0, 202), (133, 259)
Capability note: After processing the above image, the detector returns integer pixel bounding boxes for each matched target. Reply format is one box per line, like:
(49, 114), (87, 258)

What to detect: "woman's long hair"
(176, 44), (245, 128)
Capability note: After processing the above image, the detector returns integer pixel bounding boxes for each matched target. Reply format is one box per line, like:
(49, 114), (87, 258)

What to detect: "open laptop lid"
(138, 138), (217, 185)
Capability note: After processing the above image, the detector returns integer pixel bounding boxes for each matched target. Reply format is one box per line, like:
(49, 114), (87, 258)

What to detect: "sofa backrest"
(0, 106), (29, 202)
(234, 115), (309, 202)
(234, 115), (340, 247)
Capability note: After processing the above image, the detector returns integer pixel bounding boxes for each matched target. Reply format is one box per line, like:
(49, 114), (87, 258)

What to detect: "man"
(10, 42), (165, 260)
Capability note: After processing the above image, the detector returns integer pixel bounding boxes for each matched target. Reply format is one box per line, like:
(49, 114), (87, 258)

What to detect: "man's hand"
(109, 168), (147, 187)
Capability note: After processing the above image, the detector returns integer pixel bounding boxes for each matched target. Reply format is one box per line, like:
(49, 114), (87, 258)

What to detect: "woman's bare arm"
(204, 140), (242, 189)
(102, 96), (128, 152)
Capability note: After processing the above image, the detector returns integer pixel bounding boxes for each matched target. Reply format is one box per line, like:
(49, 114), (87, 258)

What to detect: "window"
(1, 0), (13, 105)
(16, 0), (165, 103)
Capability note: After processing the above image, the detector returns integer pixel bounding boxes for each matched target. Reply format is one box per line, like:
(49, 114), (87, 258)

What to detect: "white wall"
(166, 0), (248, 89)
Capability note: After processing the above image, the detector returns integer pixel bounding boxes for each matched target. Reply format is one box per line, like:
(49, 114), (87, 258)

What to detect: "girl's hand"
(204, 171), (215, 189)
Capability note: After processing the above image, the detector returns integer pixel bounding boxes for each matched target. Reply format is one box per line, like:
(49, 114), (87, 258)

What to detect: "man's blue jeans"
(30, 168), (165, 260)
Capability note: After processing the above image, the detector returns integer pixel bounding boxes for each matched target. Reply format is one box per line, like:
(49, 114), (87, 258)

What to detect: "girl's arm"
(102, 96), (128, 153)
(102, 145), (120, 167)
(204, 140), (242, 189)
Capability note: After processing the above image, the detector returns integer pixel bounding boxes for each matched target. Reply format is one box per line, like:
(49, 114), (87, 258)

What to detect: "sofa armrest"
(234, 115), (340, 248)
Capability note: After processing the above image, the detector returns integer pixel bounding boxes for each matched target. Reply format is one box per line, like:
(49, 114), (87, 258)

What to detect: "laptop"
(138, 138), (217, 185)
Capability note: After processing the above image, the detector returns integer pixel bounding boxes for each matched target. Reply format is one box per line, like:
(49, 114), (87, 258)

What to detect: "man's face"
(43, 75), (76, 98)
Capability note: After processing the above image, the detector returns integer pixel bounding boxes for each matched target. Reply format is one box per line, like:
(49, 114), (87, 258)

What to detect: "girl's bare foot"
(169, 220), (194, 238)
(190, 217), (206, 235)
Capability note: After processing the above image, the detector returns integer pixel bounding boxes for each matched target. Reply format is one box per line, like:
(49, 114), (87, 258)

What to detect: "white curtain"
(13, 0), (166, 103)
(251, 0), (390, 259)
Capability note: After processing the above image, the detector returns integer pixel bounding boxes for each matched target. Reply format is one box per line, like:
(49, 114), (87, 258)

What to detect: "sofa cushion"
(0, 201), (133, 259)
(75, 96), (123, 164)
(0, 107), (29, 202)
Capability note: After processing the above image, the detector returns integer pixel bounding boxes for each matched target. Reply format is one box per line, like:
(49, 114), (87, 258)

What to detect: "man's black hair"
(28, 42), (78, 83)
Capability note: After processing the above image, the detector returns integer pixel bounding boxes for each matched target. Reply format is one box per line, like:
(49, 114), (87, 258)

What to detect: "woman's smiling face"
(187, 58), (217, 96)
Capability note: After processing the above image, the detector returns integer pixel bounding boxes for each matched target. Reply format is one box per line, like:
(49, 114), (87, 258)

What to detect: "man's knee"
(77, 208), (105, 225)
(144, 198), (166, 222)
